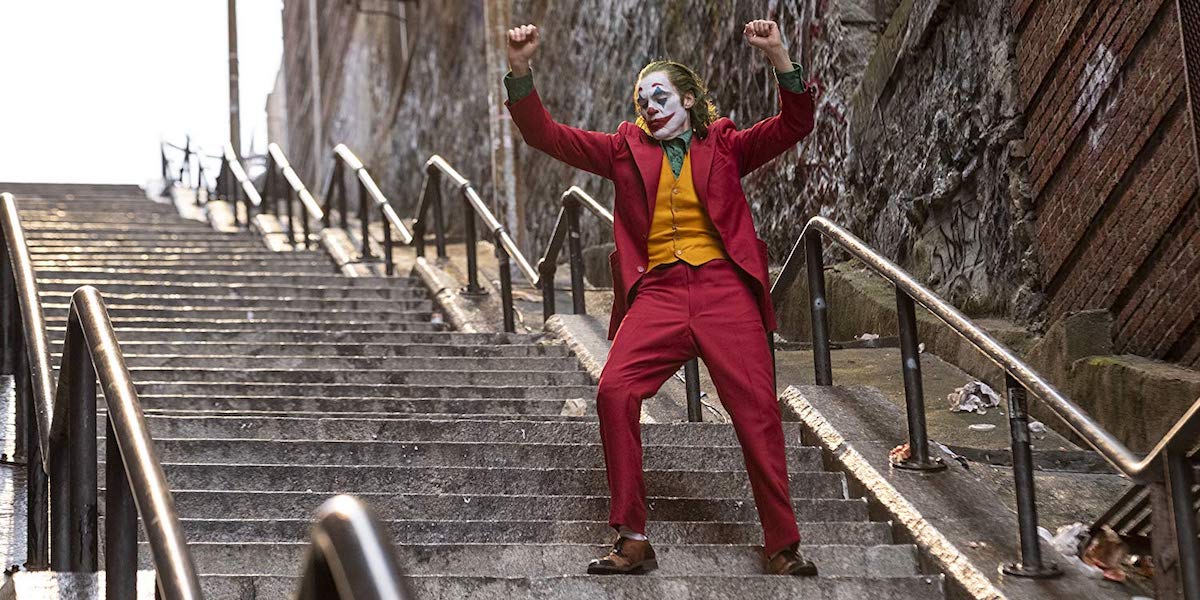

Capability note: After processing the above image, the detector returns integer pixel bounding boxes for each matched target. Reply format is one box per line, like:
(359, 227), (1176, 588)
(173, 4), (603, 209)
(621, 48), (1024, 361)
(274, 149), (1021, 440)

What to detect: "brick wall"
(1016, 0), (1200, 368)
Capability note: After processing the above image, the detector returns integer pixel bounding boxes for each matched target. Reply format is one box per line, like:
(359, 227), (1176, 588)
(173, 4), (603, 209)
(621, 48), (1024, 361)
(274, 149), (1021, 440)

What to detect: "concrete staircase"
(12, 183), (945, 598)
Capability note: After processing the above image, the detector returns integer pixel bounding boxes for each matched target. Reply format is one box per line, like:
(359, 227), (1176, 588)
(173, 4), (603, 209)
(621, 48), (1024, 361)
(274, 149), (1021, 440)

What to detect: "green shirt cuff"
(774, 62), (807, 94)
(504, 71), (535, 103)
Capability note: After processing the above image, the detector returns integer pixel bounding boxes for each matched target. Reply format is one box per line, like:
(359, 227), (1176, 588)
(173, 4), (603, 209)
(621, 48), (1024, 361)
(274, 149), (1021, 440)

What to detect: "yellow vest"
(646, 153), (728, 271)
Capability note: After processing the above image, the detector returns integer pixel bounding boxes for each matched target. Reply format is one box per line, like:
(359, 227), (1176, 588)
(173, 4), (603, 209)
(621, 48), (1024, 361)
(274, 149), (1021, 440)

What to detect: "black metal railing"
(1, 192), (203, 599)
(210, 143), (709, 422)
(295, 495), (414, 600)
(771, 215), (1200, 594)
(213, 142), (264, 228)
(263, 143), (326, 250)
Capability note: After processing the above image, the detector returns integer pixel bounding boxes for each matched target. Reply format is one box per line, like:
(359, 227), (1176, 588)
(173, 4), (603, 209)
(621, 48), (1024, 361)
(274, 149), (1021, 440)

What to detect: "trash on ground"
(560, 398), (588, 417)
(1028, 420), (1046, 434)
(1049, 522), (1089, 557)
(967, 423), (996, 432)
(856, 332), (880, 341)
(888, 443), (911, 463)
(1081, 526), (1130, 582)
(948, 381), (1002, 414)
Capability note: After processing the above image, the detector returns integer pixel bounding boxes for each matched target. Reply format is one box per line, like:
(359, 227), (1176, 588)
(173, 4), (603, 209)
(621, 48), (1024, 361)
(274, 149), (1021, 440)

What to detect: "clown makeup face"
(635, 71), (693, 140)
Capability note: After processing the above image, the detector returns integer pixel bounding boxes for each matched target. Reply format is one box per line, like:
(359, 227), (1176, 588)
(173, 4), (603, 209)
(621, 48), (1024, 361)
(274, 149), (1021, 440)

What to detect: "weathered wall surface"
(279, 0), (411, 187)
(273, 0), (1199, 371)
(843, 0), (1035, 319)
(1016, 0), (1200, 368)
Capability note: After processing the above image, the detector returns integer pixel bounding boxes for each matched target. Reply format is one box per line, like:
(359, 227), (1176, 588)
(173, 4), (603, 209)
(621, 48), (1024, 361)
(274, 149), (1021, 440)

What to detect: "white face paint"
(635, 71), (691, 141)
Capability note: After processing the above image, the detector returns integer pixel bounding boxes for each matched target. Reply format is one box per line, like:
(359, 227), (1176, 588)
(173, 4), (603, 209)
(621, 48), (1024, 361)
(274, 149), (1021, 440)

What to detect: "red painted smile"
(647, 114), (674, 132)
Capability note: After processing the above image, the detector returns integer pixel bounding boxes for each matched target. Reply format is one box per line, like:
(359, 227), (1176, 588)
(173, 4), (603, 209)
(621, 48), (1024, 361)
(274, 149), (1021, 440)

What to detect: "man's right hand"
(506, 24), (539, 77)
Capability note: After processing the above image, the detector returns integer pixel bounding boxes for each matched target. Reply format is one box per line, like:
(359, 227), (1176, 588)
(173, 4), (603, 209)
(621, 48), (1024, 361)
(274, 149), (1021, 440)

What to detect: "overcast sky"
(0, 1), (282, 185)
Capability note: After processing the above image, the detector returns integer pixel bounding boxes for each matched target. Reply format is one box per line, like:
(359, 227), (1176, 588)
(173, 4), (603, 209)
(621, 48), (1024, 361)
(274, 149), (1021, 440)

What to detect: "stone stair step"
(120, 367), (593, 386)
(133, 518), (885, 546)
(127, 418), (800, 447)
(33, 258), (335, 271)
(46, 317), (440, 332)
(38, 281), (430, 299)
(139, 464), (849, 499)
(64, 340), (570, 357)
(29, 247), (299, 257)
(39, 292), (430, 312)
(37, 268), (418, 286)
(130, 408), (593, 421)
(130, 382), (598, 399)
(193, 573), (945, 600)
(157, 491), (868, 524)
(125, 396), (585, 416)
(106, 354), (582, 372)
(106, 438), (823, 472)
(43, 304), (431, 324)
(150, 541), (913, 578)
(52, 327), (541, 345)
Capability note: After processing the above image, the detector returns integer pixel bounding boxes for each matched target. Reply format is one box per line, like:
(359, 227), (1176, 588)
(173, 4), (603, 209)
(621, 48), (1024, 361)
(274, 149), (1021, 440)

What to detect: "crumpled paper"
(948, 381), (1002, 414)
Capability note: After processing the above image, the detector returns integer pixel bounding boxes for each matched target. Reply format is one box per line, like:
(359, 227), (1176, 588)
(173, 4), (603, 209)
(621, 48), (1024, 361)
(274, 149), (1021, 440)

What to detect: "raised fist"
(507, 24), (540, 76)
(743, 19), (783, 52)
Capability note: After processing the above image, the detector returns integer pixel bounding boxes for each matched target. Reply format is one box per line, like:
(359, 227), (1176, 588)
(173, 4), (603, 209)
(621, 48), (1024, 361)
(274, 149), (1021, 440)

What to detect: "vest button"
(636, 265), (645, 273)
(675, 250), (683, 256)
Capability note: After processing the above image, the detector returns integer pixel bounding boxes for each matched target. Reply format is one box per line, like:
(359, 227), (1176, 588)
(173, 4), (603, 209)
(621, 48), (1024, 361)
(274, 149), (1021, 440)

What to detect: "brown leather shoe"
(587, 537), (658, 575)
(765, 544), (818, 576)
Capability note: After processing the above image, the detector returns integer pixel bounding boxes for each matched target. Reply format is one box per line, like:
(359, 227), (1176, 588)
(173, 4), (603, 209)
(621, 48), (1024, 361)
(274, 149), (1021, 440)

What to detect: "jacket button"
(636, 265), (645, 273)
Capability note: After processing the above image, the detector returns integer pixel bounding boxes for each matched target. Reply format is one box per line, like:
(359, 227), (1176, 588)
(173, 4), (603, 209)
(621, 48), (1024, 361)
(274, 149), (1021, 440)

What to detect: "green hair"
(633, 60), (719, 137)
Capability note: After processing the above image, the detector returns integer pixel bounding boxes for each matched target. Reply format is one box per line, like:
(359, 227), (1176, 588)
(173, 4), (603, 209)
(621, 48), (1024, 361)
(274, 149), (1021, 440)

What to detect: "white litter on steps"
(948, 381), (1002, 414)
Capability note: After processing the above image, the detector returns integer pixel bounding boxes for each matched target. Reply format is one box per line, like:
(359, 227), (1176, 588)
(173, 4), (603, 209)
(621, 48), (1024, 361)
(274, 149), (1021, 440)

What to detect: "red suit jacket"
(506, 85), (815, 339)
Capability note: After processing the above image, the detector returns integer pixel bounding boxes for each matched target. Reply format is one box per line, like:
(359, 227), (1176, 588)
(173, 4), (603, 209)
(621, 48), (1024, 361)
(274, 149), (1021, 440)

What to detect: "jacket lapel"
(688, 133), (714, 210)
(627, 129), (665, 220)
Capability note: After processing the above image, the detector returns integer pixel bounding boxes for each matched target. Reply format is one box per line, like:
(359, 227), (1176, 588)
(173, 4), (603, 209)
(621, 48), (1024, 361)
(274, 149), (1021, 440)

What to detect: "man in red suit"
(504, 20), (817, 576)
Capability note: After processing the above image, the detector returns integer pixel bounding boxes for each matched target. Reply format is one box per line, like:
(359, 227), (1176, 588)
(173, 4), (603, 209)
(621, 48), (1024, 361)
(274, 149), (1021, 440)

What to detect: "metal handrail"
(319, 144), (414, 276)
(773, 215), (1199, 588)
(262, 143), (325, 249)
(210, 143), (263, 229)
(1, 193), (203, 598)
(295, 495), (414, 600)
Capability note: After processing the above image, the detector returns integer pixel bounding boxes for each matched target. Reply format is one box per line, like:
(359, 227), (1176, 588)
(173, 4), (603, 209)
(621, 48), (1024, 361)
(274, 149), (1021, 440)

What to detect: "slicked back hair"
(634, 60), (719, 138)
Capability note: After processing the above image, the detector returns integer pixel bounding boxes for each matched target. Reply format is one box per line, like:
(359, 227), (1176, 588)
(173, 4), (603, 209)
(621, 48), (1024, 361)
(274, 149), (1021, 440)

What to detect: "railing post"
(15, 256), (49, 568)
(565, 199), (587, 315)
(25, 395), (48, 569)
(337, 164), (349, 230)
(461, 186), (485, 296)
(66, 322), (99, 572)
(382, 211), (394, 276)
(414, 175), (430, 258)
(1165, 449), (1200, 600)
(497, 236), (515, 332)
(891, 290), (945, 472)
(232, 176), (244, 229)
(539, 259), (557, 323)
(1001, 374), (1061, 578)
(805, 230), (833, 385)
(321, 164), (333, 230)
(358, 177), (373, 260)
(105, 419), (137, 600)
(302, 193), (313, 249)
(431, 173), (447, 259)
(195, 161), (206, 206)
(685, 359), (703, 422)
(286, 188), (298, 248)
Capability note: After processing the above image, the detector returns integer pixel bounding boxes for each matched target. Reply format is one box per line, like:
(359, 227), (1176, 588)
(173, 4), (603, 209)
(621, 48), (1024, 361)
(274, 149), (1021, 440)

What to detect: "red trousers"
(596, 258), (801, 556)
